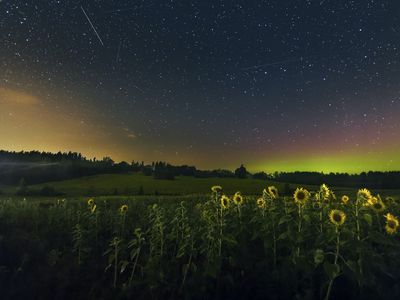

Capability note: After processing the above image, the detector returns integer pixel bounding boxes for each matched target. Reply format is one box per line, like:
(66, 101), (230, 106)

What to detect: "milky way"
(1, 1), (400, 172)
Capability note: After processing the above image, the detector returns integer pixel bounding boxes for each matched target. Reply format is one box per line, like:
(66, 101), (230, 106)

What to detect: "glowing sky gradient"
(1, 1), (400, 173)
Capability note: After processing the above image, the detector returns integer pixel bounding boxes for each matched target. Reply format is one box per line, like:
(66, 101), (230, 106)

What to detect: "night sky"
(1, 0), (400, 173)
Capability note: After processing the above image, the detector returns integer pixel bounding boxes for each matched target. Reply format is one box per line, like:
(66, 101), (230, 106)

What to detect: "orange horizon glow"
(1, 86), (400, 174)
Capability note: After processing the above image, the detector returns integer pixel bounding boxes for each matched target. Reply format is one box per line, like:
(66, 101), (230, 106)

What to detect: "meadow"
(4, 172), (399, 197)
(0, 182), (399, 299)
(22, 173), (293, 196)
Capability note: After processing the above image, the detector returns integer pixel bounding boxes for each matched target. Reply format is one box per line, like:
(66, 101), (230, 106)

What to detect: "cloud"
(0, 87), (40, 105)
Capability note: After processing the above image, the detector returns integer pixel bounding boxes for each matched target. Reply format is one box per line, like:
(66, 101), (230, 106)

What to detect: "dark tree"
(253, 171), (268, 180)
(235, 164), (248, 179)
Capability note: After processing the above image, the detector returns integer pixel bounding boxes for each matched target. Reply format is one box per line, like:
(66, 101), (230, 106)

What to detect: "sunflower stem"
(95, 212), (99, 250)
(272, 220), (277, 268)
(284, 196), (288, 215)
(121, 213), (126, 239)
(113, 239), (119, 288)
(180, 243), (193, 293)
(355, 200), (361, 241)
(319, 204), (323, 233)
(325, 227), (340, 300)
(219, 206), (223, 257)
(237, 205), (242, 228)
(297, 203), (302, 258)
(376, 212), (382, 232)
(129, 247), (141, 286)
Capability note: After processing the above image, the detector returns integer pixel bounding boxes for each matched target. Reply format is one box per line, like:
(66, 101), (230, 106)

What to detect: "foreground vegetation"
(0, 185), (399, 299)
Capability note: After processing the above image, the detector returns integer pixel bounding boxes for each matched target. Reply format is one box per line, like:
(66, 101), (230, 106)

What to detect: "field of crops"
(0, 185), (399, 299)
(23, 173), (295, 196)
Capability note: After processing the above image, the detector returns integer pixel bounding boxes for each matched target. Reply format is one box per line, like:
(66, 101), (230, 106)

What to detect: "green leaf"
(120, 260), (129, 273)
(278, 215), (292, 226)
(324, 262), (340, 279)
(363, 213), (373, 226)
(105, 263), (112, 272)
(278, 232), (287, 240)
(303, 214), (311, 223)
(223, 235), (237, 246)
(314, 249), (324, 265)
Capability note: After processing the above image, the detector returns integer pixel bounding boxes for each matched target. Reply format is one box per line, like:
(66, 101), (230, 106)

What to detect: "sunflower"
(294, 187), (310, 205)
(220, 195), (230, 209)
(371, 200), (386, 212)
(211, 185), (222, 193)
(358, 188), (372, 201)
(329, 209), (346, 226)
(233, 192), (244, 205)
(268, 186), (279, 199)
(257, 197), (266, 209)
(385, 196), (396, 205)
(320, 184), (330, 199)
(87, 198), (95, 206)
(384, 213), (399, 235)
(314, 192), (321, 202)
(366, 196), (386, 212)
(341, 195), (350, 205)
(120, 204), (128, 214)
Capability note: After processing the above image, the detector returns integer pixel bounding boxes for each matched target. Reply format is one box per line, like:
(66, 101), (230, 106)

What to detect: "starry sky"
(1, 0), (400, 173)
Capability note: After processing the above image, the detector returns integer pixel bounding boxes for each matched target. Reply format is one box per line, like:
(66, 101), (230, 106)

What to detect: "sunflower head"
(268, 186), (279, 199)
(220, 195), (230, 209)
(366, 196), (386, 212)
(341, 195), (350, 205)
(358, 188), (372, 202)
(87, 198), (95, 206)
(120, 204), (128, 214)
(294, 187), (310, 205)
(329, 209), (346, 226)
(233, 192), (244, 205)
(372, 200), (386, 212)
(257, 197), (266, 209)
(385, 196), (395, 204)
(384, 213), (399, 235)
(314, 192), (321, 202)
(211, 185), (222, 193)
(320, 184), (330, 200)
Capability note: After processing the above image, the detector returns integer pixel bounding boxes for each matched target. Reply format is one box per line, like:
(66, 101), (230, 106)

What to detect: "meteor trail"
(116, 39), (123, 63)
(241, 57), (308, 71)
(81, 6), (104, 47)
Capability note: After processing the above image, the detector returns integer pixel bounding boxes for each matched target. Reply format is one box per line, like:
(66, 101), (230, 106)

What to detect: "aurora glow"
(1, 1), (400, 173)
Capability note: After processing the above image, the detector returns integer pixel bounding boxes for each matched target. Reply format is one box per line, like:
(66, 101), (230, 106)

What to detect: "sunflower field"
(0, 185), (399, 299)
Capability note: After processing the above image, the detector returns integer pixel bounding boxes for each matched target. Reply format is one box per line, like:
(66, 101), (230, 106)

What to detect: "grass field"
(21, 173), (292, 196)
(2, 173), (395, 201)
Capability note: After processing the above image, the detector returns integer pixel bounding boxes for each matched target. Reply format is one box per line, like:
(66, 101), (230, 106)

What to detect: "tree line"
(0, 150), (400, 189)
